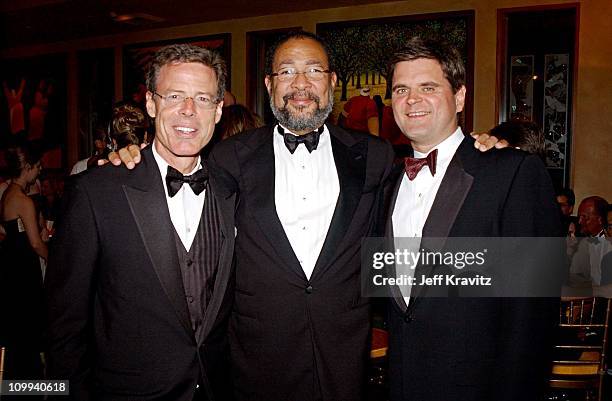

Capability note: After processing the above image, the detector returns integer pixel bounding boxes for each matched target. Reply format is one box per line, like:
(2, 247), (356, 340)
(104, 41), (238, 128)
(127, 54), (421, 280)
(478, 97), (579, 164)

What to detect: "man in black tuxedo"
(45, 45), (236, 401)
(208, 31), (394, 400)
(383, 37), (562, 401)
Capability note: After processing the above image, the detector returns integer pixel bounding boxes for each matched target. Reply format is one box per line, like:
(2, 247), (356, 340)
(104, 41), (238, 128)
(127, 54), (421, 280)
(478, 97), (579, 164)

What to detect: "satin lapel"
(310, 127), (366, 281)
(240, 127), (305, 280)
(407, 147), (474, 309)
(122, 148), (193, 338)
(198, 177), (236, 342)
(384, 164), (406, 241)
(422, 149), (473, 240)
(385, 164), (410, 313)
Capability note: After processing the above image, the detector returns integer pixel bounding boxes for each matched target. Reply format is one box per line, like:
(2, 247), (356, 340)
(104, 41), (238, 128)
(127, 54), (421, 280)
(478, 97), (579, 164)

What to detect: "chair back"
(549, 297), (611, 401)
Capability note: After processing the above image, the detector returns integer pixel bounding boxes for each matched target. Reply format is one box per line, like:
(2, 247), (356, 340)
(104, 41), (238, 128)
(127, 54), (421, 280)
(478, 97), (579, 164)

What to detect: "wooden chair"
(549, 297), (611, 401)
(370, 327), (388, 359)
(368, 327), (389, 400)
(0, 346), (5, 400)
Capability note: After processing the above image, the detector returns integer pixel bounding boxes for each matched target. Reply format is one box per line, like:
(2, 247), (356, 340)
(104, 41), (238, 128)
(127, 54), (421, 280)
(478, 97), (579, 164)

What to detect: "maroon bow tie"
(403, 149), (438, 181)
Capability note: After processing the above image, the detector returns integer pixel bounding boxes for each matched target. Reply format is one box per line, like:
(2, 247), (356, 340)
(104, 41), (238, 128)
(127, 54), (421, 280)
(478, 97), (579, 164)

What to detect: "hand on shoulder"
(98, 144), (144, 169)
(471, 132), (509, 152)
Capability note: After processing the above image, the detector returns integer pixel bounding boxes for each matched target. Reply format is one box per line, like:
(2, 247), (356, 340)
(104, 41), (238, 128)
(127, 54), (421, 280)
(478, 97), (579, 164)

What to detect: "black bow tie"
(166, 165), (208, 197)
(277, 125), (324, 154)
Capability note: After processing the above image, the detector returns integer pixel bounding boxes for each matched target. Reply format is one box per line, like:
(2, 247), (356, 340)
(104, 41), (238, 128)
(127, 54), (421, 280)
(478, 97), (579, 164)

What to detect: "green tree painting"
(318, 13), (470, 123)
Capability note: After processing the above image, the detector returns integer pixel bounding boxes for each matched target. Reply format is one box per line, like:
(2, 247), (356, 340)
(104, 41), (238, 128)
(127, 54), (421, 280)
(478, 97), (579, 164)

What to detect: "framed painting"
(317, 11), (475, 133)
(543, 53), (569, 170)
(123, 33), (231, 109)
(509, 55), (534, 122)
(497, 6), (577, 189)
(0, 53), (67, 169)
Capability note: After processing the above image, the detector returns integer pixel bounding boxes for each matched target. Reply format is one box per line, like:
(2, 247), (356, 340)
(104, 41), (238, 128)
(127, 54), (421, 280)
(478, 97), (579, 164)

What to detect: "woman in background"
(207, 103), (262, 154)
(110, 102), (148, 148)
(217, 104), (262, 140)
(0, 142), (47, 382)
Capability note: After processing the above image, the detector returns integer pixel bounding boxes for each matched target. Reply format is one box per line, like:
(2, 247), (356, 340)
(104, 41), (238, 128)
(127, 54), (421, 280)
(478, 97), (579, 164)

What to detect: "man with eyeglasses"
(45, 44), (236, 401)
(207, 30), (395, 400)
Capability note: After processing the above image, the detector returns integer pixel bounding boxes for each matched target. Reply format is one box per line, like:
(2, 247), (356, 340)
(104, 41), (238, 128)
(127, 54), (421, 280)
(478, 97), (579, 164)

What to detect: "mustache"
(282, 91), (321, 106)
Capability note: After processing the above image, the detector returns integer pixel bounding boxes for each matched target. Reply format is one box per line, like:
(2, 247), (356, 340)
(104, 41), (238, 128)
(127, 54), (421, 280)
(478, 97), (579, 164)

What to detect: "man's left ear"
(264, 76), (272, 96)
(215, 101), (224, 124)
(455, 85), (466, 113)
(330, 72), (338, 90)
(145, 91), (157, 118)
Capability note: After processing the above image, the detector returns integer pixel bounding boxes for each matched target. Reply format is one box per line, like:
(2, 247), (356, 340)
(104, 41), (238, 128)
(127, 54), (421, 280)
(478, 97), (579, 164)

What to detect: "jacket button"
(403, 315), (414, 323)
(305, 285), (313, 294)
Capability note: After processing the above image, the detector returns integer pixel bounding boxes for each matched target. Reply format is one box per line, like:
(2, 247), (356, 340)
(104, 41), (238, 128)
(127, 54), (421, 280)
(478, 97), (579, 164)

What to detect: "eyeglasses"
(269, 67), (332, 82)
(153, 92), (220, 109)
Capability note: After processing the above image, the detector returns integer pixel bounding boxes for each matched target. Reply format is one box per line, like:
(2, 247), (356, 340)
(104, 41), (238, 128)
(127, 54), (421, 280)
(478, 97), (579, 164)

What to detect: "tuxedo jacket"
(45, 146), (236, 401)
(209, 125), (394, 401)
(383, 136), (563, 401)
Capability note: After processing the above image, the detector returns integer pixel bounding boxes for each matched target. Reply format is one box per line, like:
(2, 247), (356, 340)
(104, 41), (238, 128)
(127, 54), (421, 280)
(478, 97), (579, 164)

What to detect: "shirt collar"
(414, 127), (464, 161)
(152, 140), (202, 180)
(277, 123), (328, 137)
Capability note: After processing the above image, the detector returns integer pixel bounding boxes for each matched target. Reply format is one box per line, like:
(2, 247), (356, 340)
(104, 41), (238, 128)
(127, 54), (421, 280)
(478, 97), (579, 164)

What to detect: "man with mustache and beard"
(207, 31), (394, 401)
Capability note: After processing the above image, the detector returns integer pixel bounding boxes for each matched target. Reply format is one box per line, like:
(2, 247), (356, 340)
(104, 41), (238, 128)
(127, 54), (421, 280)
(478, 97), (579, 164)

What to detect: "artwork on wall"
(317, 11), (474, 133)
(123, 34), (231, 110)
(543, 53), (569, 170)
(509, 55), (534, 122)
(499, 7), (576, 189)
(0, 54), (67, 169)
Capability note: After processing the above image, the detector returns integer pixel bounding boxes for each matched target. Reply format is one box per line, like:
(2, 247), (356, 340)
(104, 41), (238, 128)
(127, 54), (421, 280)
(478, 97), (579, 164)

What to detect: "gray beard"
(270, 89), (334, 132)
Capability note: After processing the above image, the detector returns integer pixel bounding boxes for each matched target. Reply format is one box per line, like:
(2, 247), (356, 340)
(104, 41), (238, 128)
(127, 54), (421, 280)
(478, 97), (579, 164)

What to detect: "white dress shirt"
(152, 142), (205, 251)
(570, 231), (612, 286)
(70, 158), (89, 175)
(392, 127), (464, 304)
(274, 124), (340, 280)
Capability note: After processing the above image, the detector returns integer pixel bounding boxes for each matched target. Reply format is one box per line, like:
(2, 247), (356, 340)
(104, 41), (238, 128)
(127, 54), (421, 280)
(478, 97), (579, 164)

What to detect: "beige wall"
(3, 0), (610, 202)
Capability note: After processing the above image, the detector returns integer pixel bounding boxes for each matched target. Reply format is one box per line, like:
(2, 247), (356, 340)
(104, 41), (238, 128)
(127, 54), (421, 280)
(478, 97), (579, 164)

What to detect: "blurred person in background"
(223, 90), (237, 107)
(216, 104), (262, 140)
(70, 126), (111, 175)
(110, 102), (149, 148)
(568, 196), (611, 290)
(488, 120), (545, 160)
(576, 196), (608, 238)
(599, 204), (612, 287)
(0, 141), (47, 383)
(341, 86), (379, 135)
(556, 187), (576, 218)
(556, 187), (578, 237)
(373, 94), (384, 133)
(38, 175), (63, 241)
(206, 104), (262, 154)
